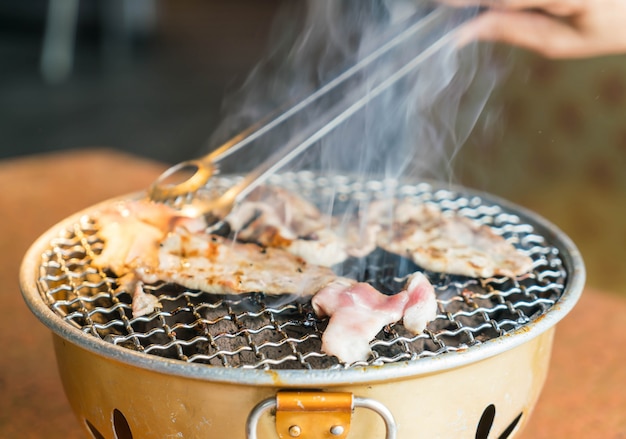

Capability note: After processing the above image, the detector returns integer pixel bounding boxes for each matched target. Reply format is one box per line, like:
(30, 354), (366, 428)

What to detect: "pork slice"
(92, 199), (337, 317)
(225, 185), (325, 243)
(92, 200), (207, 317)
(129, 279), (162, 318)
(110, 229), (338, 317)
(312, 280), (409, 364)
(92, 199), (206, 275)
(372, 200), (533, 278)
(225, 185), (378, 266)
(312, 272), (438, 363)
(141, 229), (338, 297)
(402, 272), (438, 334)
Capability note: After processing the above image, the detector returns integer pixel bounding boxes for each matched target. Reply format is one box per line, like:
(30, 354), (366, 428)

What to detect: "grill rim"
(20, 182), (585, 386)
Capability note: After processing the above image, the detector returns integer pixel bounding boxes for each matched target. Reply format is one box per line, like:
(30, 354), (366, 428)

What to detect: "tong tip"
(149, 160), (217, 202)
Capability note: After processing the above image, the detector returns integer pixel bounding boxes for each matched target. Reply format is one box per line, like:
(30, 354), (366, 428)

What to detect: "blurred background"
(1, 0), (625, 294)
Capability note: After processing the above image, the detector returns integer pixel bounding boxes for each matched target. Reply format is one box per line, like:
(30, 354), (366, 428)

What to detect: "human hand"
(446, 0), (626, 58)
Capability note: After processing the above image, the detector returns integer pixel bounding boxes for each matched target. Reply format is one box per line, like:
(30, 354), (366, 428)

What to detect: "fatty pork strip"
(92, 200), (337, 317)
(312, 272), (437, 363)
(224, 185), (378, 266)
(370, 200), (534, 278)
(402, 272), (438, 334)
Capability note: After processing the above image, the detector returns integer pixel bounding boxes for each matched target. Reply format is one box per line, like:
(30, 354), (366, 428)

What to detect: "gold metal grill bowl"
(20, 173), (585, 439)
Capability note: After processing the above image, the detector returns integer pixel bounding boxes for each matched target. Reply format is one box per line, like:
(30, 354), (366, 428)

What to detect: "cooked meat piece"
(312, 279), (409, 364)
(92, 200), (206, 316)
(284, 228), (349, 266)
(224, 185), (378, 266)
(370, 200), (533, 278)
(142, 229), (338, 297)
(92, 200), (338, 317)
(225, 185), (325, 243)
(93, 200), (207, 275)
(128, 279), (162, 318)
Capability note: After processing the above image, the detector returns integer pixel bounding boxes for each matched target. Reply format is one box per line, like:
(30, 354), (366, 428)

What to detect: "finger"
(439, 0), (584, 16)
(455, 10), (587, 58)
(499, 0), (584, 15)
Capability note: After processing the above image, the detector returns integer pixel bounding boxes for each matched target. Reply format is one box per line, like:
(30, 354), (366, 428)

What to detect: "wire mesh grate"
(36, 175), (567, 370)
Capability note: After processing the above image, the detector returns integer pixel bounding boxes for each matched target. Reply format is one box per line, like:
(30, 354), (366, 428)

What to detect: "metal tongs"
(148, 4), (477, 217)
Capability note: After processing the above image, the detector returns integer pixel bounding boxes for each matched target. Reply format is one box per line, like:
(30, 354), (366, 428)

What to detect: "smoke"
(207, 0), (498, 187)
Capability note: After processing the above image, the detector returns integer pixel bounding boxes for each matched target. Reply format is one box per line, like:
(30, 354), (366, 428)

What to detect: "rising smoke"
(208, 0), (498, 186)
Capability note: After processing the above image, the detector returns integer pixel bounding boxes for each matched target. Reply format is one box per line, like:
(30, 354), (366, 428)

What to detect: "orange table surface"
(1, 149), (624, 438)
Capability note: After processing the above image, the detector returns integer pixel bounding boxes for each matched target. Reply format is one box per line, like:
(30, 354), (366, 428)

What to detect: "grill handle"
(246, 391), (397, 439)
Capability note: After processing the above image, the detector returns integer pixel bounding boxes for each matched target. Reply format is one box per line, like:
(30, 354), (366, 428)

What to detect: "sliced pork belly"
(224, 185), (378, 266)
(311, 273), (438, 363)
(402, 272), (438, 334)
(370, 200), (533, 278)
(312, 279), (409, 364)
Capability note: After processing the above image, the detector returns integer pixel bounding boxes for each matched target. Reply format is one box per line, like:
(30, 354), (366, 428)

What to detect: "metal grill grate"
(36, 174), (567, 370)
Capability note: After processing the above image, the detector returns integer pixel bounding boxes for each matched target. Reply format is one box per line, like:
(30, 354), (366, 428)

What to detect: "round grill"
(36, 173), (567, 370)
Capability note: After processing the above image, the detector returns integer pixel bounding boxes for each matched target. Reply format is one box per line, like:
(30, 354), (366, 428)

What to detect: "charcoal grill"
(20, 172), (584, 439)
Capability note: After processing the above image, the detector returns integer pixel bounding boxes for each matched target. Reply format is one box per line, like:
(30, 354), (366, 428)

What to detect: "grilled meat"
(92, 200), (337, 317)
(93, 199), (207, 276)
(143, 229), (338, 297)
(370, 200), (534, 278)
(224, 185), (378, 266)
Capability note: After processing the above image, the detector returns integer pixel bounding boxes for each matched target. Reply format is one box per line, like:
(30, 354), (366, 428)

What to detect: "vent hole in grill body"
(85, 420), (105, 439)
(475, 404), (496, 439)
(498, 412), (523, 439)
(113, 409), (133, 439)
(474, 405), (524, 439)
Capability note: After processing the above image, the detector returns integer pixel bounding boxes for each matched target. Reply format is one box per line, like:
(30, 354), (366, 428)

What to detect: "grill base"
(53, 329), (554, 439)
